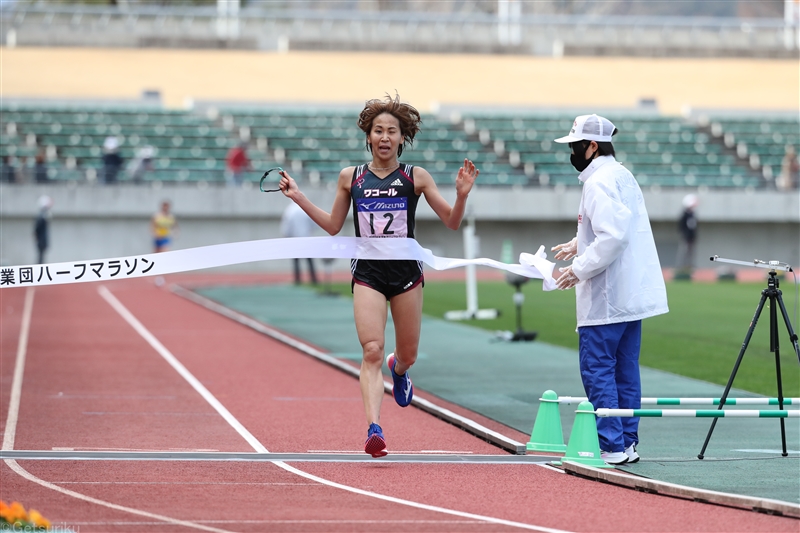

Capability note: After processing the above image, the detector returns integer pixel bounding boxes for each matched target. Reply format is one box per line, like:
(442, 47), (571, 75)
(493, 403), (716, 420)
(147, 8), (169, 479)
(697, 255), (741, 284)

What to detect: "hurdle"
(595, 409), (799, 418)
(556, 396), (798, 406)
(526, 390), (800, 453)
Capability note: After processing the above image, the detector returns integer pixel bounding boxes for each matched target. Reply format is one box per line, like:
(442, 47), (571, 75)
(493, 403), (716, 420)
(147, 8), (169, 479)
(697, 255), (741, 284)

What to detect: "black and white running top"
(350, 163), (420, 239)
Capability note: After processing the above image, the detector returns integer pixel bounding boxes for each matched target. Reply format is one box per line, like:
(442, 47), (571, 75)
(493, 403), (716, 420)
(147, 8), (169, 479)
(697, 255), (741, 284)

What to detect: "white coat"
(571, 155), (669, 327)
(280, 202), (315, 238)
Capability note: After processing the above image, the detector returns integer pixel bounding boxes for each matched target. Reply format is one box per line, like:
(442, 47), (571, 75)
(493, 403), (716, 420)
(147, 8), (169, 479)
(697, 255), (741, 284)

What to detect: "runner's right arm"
(279, 168), (352, 235)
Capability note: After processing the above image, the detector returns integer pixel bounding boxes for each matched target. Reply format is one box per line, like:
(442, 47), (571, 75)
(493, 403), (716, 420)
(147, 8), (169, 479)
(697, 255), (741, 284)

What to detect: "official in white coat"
(552, 114), (669, 465)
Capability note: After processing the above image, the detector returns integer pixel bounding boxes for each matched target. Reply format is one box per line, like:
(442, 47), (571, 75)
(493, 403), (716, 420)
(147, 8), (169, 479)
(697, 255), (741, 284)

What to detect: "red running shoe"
(364, 423), (387, 458)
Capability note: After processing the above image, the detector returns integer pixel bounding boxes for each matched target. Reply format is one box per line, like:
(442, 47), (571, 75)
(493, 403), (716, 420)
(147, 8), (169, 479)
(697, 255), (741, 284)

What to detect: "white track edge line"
(0, 288), (231, 533)
(110, 284), (575, 532)
(2, 287), (34, 451)
(536, 463), (566, 474)
(98, 285), (267, 453)
(275, 461), (574, 533)
(171, 284), (527, 452)
(3, 459), (235, 533)
(172, 285), (800, 520)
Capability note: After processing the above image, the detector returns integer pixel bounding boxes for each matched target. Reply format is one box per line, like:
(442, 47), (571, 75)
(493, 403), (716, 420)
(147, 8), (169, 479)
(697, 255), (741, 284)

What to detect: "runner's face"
(369, 113), (402, 161)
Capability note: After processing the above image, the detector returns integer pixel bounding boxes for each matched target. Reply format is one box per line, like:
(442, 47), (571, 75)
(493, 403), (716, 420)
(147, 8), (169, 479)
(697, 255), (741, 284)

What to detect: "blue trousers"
(578, 320), (642, 453)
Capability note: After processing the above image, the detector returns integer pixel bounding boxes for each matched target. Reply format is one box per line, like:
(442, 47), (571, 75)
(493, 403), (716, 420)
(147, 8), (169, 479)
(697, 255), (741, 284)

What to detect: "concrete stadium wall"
(5, 184), (798, 275)
(2, 48), (798, 116)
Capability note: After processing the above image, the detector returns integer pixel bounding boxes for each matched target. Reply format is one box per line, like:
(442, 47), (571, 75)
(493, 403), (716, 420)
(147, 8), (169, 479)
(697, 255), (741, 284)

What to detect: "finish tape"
(1, 237), (557, 290)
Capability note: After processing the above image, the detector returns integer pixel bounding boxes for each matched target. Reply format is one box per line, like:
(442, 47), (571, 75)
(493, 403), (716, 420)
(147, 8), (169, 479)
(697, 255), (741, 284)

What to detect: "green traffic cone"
(527, 390), (567, 453)
(557, 400), (613, 468)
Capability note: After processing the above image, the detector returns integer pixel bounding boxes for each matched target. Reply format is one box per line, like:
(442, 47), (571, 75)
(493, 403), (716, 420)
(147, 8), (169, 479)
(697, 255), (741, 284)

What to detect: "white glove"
(551, 238), (577, 261)
(556, 265), (579, 290)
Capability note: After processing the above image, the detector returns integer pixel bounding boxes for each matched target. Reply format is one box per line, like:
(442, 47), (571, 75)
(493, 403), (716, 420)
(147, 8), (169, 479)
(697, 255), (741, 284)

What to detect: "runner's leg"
(353, 284), (389, 424)
(388, 283), (423, 376)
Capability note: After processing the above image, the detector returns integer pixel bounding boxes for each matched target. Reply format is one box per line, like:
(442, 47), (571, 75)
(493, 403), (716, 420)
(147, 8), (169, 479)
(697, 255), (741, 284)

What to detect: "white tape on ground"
(1, 236), (556, 290)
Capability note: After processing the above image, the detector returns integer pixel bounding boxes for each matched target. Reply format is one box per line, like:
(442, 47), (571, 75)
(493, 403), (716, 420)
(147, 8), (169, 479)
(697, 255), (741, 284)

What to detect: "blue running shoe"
(386, 353), (413, 407)
(364, 423), (387, 458)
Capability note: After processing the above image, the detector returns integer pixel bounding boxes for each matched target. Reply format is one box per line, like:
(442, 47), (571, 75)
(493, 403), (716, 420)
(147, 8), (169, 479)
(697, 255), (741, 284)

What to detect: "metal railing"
(1, 3), (797, 57)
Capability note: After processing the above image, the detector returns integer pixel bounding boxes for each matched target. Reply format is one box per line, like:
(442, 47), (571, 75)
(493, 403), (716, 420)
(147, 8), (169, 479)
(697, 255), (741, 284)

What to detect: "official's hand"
(551, 238), (578, 261)
(556, 265), (579, 290)
(455, 159), (479, 197)
(278, 170), (299, 199)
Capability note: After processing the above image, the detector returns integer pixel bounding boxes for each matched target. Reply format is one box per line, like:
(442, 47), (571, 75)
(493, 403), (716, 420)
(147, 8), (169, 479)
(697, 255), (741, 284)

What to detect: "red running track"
(0, 278), (797, 533)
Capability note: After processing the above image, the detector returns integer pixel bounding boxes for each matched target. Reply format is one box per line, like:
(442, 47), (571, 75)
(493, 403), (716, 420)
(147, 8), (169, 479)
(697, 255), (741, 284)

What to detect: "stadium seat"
(1, 103), (789, 188)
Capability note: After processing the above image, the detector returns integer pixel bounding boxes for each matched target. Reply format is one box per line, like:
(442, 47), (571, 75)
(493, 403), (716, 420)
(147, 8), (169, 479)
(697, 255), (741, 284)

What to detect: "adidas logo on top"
(390, 179), (403, 186)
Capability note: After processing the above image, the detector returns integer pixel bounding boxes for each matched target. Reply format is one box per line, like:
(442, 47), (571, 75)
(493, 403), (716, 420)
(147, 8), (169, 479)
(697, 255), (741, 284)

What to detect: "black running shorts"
(350, 259), (424, 300)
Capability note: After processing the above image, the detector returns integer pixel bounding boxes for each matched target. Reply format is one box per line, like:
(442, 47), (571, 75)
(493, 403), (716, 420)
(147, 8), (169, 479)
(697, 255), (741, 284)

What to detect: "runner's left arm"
(416, 159), (478, 230)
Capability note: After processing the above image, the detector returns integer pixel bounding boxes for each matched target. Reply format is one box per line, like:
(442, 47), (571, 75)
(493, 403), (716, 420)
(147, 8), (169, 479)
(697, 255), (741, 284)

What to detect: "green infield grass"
(320, 278), (800, 397)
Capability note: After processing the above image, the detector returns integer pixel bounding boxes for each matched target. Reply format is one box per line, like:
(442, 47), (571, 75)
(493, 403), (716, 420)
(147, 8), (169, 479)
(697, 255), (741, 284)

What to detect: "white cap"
(554, 114), (617, 143)
(38, 195), (53, 209)
(682, 194), (698, 209)
(103, 136), (119, 151)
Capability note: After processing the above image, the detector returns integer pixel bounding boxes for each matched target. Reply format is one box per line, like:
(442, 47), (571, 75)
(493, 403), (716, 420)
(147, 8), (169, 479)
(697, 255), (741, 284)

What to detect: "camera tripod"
(503, 272), (537, 342)
(698, 259), (800, 459)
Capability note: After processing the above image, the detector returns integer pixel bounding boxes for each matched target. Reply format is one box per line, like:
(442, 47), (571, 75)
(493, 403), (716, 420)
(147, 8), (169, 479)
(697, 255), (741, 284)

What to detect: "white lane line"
(172, 285), (527, 454)
(307, 449), (476, 454)
(2, 287), (35, 451)
(72, 519), (484, 526)
(51, 482), (317, 486)
(52, 447), (219, 452)
(97, 285), (267, 454)
(0, 288), (232, 533)
(4, 460), (234, 533)
(103, 285), (575, 533)
(276, 460), (573, 533)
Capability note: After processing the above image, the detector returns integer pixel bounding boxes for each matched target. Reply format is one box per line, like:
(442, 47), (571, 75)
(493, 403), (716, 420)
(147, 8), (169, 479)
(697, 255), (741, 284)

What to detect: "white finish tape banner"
(1, 237), (557, 290)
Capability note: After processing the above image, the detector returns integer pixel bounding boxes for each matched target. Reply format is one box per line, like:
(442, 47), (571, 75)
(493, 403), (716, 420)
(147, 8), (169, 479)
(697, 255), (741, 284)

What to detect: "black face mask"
(569, 141), (596, 172)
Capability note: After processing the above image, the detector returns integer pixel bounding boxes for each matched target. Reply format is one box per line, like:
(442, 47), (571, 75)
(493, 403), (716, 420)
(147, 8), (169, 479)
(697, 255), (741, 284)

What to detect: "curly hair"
(357, 94), (422, 157)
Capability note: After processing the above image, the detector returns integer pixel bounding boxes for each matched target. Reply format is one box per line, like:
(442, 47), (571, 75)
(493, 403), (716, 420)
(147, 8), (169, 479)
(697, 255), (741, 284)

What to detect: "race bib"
(355, 197), (407, 238)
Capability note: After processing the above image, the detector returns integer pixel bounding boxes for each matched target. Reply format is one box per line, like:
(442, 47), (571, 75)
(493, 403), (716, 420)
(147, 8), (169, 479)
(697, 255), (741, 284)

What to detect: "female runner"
(279, 94), (478, 456)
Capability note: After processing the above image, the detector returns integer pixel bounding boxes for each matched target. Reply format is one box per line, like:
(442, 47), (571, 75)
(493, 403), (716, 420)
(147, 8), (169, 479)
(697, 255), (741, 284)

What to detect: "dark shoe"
(386, 353), (413, 407)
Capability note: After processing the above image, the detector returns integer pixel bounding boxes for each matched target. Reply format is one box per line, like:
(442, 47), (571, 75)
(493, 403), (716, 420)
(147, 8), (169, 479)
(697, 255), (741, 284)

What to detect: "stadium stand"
(222, 107), (527, 187)
(464, 113), (779, 188)
(1, 102), (795, 190)
(701, 115), (800, 187)
(0, 103), (243, 183)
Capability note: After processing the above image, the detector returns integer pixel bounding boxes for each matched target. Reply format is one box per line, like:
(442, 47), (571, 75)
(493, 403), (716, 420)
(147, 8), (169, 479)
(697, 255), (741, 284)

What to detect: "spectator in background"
(676, 193), (699, 277)
(34, 150), (49, 183)
(225, 141), (251, 187)
(777, 145), (799, 191)
(1, 156), (17, 183)
(152, 200), (178, 253)
(280, 202), (318, 286)
(129, 145), (155, 184)
(102, 136), (124, 184)
(34, 195), (53, 264)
